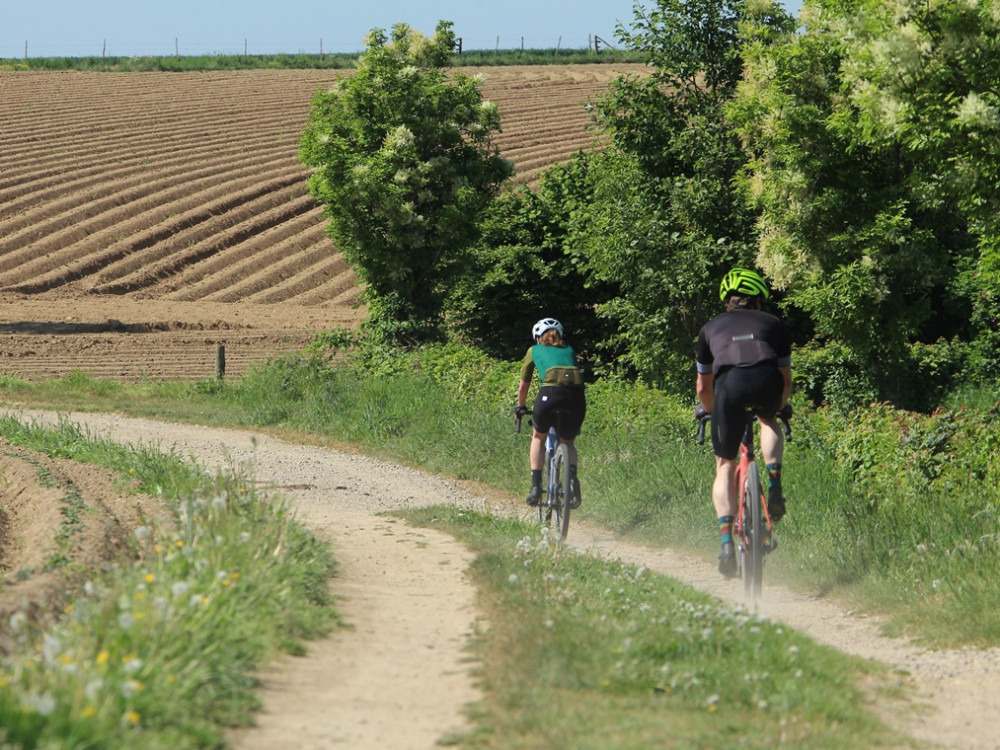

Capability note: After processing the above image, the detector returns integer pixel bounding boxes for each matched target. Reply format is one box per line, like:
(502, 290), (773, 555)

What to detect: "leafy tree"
(299, 21), (512, 344)
(731, 0), (1000, 407)
(565, 0), (795, 387)
(444, 158), (607, 364)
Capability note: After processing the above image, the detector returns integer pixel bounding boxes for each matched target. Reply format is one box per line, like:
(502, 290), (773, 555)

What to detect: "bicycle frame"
(517, 409), (572, 540)
(697, 408), (790, 602)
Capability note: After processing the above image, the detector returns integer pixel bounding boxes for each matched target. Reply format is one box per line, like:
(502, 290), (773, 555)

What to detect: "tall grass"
(0, 415), (338, 748)
(224, 352), (1000, 648)
(2, 349), (999, 648)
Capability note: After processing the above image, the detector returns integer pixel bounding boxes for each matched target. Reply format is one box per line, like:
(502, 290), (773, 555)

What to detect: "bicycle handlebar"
(515, 408), (533, 434)
(695, 408), (792, 445)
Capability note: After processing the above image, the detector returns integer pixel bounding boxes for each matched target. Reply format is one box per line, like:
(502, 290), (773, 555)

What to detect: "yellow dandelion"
(176, 540), (184, 548)
(126, 710), (140, 724)
(144, 573), (155, 583)
(96, 651), (109, 665)
(601, 679), (612, 687)
(708, 704), (718, 713)
(82, 706), (97, 718)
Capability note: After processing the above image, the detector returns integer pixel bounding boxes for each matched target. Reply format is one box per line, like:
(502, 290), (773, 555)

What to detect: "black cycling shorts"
(712, 363), (784, 460)
(532, 385), (586, 439)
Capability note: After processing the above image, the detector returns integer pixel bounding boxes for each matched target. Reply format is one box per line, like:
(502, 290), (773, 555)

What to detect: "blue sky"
(2, 1), (803, 59)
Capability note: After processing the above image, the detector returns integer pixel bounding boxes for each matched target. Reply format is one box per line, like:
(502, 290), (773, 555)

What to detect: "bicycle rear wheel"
(740, 465), (765, 601)
(549, 443), (572, 541)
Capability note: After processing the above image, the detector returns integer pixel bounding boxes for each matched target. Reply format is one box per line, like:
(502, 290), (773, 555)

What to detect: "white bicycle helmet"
(532, 317), (564, 339)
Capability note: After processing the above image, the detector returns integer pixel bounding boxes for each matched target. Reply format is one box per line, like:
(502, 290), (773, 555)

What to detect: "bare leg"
(758, 417), (784, 467)
(713, 456), (738, 518)
(559, 438), (578, 467)
(530, 430), (546, 471)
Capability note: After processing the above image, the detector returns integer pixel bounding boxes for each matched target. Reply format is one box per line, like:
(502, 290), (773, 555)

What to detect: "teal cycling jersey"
(520, 343), (579, 385)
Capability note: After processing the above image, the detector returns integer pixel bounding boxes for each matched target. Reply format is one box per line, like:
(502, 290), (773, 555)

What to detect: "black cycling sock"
(531, 469), (542, 487)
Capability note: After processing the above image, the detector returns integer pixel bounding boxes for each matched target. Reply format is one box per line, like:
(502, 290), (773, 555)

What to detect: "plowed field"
(0, 64), (645, 381)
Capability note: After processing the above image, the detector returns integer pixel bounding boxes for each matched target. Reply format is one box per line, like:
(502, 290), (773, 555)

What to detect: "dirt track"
(3, 408), (1000, 749)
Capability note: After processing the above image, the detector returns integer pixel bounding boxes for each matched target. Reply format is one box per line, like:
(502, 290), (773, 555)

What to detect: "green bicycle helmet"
(719, 267), (770, 301)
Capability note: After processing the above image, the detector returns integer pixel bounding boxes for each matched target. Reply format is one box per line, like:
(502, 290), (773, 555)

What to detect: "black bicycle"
(697, 406), (791, 602)
(516, 409), (573, 541)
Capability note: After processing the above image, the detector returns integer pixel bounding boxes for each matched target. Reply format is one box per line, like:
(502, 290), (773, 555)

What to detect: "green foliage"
(299, 20), (513, 344)
(550, 0), (794, 385)
(732, 0), (1000, 408)
(444, 161), (609, 363)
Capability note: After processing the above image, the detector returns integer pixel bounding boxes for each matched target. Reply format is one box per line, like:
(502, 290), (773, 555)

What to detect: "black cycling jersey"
(695, 309), (791, 378)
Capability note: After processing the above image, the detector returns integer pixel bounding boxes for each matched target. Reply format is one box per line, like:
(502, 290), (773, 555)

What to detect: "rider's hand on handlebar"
(777, 403), (793, 421)
(694, 404), (709, 421)
(514, 405), (530, 418)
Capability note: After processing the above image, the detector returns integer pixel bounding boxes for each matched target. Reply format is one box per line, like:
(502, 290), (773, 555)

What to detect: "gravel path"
(9, 409), (1000, 750)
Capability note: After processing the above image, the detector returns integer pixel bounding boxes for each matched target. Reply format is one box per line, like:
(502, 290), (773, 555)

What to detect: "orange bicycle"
(697, 407), (791, 602)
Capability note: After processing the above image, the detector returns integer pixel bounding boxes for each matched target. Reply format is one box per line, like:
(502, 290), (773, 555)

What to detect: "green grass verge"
(2, 351), (999, 648)
(0, 415), (339, 749)
(401, 506), (910, 749)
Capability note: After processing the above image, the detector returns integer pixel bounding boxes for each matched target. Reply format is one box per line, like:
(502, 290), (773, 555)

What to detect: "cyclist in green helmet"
(695, 268), (792, 578)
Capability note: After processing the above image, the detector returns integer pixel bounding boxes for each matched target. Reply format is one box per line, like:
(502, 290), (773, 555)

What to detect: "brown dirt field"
(0, 64), (646, 382)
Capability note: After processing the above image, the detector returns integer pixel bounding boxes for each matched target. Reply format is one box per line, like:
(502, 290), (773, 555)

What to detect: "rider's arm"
(517, 349), (535, 408)
(517, 378), (530, 409)
(696, 371), (714, 413)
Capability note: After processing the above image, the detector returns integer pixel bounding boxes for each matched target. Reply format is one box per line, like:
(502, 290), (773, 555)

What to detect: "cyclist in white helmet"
(515, 318), (587, 507)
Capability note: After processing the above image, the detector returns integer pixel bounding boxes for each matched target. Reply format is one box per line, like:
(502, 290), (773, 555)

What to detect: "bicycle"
(697, 405), (791, 602)
(516, 409), (574, 541)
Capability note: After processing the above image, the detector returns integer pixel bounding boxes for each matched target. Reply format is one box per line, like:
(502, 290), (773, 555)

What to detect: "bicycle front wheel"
(550, 443), (572, 541)
(741, 465), (765, 601)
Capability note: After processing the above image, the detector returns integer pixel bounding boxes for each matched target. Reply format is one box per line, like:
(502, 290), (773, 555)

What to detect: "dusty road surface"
(3, 408), (1000, 749)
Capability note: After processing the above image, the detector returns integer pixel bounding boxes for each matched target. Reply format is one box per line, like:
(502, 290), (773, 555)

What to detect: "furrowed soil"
(2, 66), (1000, 749)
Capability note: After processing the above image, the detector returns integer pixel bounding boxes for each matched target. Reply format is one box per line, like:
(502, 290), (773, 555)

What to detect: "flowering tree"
(731, 0), (1000, 406)
(299, 21), (512, 344)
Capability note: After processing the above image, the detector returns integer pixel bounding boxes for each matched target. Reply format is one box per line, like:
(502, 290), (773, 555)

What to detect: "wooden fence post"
(216, 345), (226, 380)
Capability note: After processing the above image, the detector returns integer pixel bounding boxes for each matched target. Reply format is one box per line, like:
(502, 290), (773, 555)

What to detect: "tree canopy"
(299, 21), (512, 344)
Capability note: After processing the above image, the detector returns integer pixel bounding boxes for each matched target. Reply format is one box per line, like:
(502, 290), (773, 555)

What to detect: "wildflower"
(85, 679), (104, 701)
(121, 680), (144, 698)
(9, 612), (28, 632)
(124, 710), (140, 725)
(211, 495), (227, 511)
(96, 651), (109, 665)
(508, 574), (518, 584)
(82, 706), (97, 718)
(144, 573), (155, 584)
(134, 526), (151, 541)
(117, 612), (136, 630)
(123, 657), (143, 673)
(42, 635), (62, 664)
(171, 581), (190, 597)
(33, 693), (57, 716)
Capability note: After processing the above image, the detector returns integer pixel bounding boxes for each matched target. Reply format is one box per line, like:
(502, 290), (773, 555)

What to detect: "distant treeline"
(0, 48), (644, 73)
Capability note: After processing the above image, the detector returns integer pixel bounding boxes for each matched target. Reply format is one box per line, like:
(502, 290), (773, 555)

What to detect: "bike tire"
(551, 442), (572, 541)
(741, 465), (765, 600)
